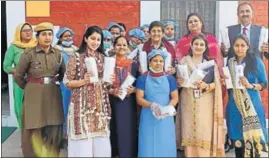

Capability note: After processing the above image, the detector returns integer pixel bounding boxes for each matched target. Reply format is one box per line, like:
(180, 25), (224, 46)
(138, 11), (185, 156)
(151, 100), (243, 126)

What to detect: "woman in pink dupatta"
(175, 13), (227, 152)
(176, 13), (223, 68)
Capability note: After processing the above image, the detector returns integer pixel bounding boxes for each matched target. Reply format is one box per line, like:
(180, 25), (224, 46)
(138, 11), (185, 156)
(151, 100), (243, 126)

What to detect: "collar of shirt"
(241, 24), (251, 31)
(35, 45), (55, 54)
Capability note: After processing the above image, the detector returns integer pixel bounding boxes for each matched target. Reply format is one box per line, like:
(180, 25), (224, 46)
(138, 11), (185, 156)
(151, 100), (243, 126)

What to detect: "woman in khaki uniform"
(14, 22), (65, 157)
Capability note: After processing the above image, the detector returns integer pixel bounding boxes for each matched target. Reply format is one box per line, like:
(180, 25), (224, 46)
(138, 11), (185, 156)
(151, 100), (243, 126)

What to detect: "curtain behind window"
(161, 1), (216, 40)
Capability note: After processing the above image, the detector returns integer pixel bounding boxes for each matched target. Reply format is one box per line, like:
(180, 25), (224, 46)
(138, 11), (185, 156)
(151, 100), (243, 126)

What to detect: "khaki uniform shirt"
(14, 45), (65, 129)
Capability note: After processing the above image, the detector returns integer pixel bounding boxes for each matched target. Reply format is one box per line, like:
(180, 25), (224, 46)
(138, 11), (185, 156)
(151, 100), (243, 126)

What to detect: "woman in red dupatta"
(176, 13), (224, 71)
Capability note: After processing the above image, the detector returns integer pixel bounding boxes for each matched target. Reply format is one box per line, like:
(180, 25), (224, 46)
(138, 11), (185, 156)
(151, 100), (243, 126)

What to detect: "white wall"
(216, 1), (238, 39)
(140, 1), (160, 26)
(3, 1), (26, 127)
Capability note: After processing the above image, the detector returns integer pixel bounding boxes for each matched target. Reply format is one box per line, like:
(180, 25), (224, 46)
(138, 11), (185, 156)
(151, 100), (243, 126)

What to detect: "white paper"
(160, 105), (176, 118)
(168, 40), (176, 47)
(197, 60), (215, 70)
(118, 74), (136, 100)
(127, 48), (139, 59)
(235, 65), (245, 89)
(176, 64), (190, 87)
(165, 53), (172, 72)
(220, 28), (230, 51)
(224, 57), (228, 67)
(139, 51), (148, 73)
(222, 67), (233, 89)
(103, 57), (116, 83)
(258, 27), (268, 52)
(189, 69), (206, 88)
(85, 57), (99, 83)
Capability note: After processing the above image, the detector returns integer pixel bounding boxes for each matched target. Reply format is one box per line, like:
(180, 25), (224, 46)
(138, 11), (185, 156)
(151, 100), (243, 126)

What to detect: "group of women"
(3, 11), (268, 158)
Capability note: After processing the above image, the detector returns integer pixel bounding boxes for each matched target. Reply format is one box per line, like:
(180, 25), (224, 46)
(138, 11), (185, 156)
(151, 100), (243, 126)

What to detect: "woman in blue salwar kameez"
(224, 35), (268, 158)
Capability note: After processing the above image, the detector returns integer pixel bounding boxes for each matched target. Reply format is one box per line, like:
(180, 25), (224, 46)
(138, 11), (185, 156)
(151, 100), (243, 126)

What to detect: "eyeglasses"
(21, 29), (33, 33)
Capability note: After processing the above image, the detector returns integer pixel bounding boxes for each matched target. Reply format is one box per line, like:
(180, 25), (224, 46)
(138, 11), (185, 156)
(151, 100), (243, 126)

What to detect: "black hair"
(108, 25), (121, 32)
(185, 13), (206, 36)
(118, 23), (126, 31)
(229, 34), (257, 76)
(77, 25), (104, 55)
(149, 21), (164, 32)
(36, 29), (53, 38)
(188, 34), (210, 60)
(113, 36), (129, 47)
(237, 2), (254, 13)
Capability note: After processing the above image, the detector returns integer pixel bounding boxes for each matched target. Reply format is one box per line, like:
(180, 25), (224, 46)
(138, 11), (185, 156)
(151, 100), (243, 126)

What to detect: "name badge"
(193, 89), (201, 99)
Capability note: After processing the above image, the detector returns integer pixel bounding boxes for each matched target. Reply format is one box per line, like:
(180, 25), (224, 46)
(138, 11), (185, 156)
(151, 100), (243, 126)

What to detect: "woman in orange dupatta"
(109, 36), (139, 157)
(176, 34), (225, 157)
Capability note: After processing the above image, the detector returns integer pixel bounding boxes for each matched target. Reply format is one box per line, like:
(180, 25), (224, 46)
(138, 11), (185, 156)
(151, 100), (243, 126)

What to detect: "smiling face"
(187, 15), (203, 34)
(238, 4), (254, 26)
(149, 55), (164, 72)
(84, 32), (102, 52)
(164, 24), (175, 37)
(114, 37), (128, 56)
(233, 38), (249, 58)
(150, 26), (163, 43)
(37, 30), (53, 47)
(191, 38), (207, 56)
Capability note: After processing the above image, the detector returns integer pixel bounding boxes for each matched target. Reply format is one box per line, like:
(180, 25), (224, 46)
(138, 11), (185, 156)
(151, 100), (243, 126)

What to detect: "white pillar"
(3, 1), (26, 127)
(140, 1), (161, 26)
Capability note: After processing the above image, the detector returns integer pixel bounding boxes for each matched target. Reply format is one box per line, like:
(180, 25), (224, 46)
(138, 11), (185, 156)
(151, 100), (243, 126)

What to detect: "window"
(161, 1), (216, 40)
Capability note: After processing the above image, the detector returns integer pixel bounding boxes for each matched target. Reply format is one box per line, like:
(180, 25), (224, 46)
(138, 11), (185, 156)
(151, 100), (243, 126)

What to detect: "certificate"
(118, 74), (136, 100)
(85, 57), (99, 83)
(103, 57), (116, 83)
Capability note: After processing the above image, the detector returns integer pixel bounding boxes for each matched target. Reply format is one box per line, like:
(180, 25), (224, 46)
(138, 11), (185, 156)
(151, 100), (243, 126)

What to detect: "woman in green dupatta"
(3, 22), (37, 129)
(224, 35), (268, 158)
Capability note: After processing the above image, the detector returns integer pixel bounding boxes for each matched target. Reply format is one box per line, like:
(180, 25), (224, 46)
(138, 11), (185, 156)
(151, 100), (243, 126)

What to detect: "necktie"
(243, 27), (247, 36)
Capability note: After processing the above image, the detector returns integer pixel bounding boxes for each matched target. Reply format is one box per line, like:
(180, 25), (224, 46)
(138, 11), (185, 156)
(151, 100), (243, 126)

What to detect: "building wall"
(26, 1), (140, 46)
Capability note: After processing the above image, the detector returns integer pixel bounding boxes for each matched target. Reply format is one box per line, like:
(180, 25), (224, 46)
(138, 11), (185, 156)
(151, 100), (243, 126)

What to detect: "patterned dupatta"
(229, 57), (268, 157)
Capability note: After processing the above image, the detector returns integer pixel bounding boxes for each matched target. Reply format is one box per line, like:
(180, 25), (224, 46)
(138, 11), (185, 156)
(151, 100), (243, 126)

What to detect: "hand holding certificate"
(118, 74), (136, 100)
(139, 51), (148, 74)
(189, 69), (206, 88)
(164, 53), (172, 72)
(222, 67), (233, 89)
(103, 57), (116, 83)
(85, 57), (99, 83)
(235, 64), (245, 89)
(220, 28), (230, 52)
(176, 64), (190, 87)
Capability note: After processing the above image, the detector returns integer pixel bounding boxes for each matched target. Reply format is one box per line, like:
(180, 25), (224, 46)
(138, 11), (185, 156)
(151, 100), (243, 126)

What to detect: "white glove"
(150, 102), (162, 120)
(159, 105), (176, 119)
